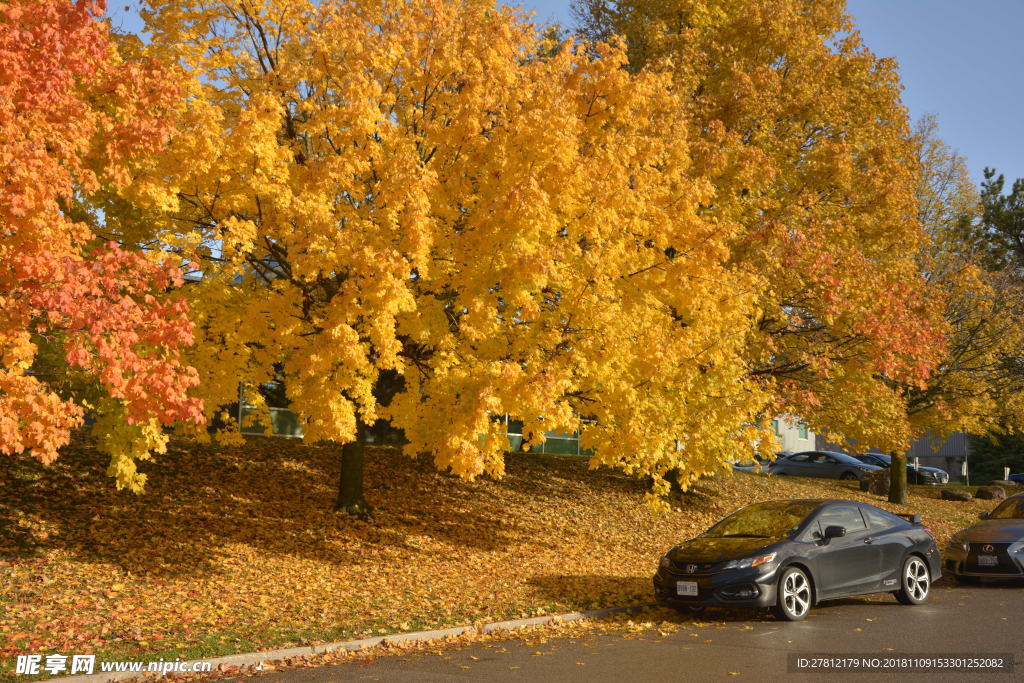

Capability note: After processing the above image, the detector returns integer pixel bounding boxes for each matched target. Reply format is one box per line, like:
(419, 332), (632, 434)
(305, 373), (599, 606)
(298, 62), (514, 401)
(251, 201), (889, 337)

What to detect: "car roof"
(791, 450), (859, 460)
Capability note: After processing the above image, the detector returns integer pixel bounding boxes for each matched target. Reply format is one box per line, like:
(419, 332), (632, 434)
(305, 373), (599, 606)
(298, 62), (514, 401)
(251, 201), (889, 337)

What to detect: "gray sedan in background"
(768, 450), (882, 481)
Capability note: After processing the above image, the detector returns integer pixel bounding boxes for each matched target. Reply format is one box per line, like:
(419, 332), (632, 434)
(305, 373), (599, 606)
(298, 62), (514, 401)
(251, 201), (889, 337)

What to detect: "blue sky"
(110, 1), (1023, 187)
(513, 0), (1024, 187)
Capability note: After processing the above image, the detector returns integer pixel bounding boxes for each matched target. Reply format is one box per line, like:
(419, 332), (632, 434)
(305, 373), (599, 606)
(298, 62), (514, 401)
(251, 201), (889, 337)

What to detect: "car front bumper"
(943, 545), (1024, 578)
(653, 564), (781, 609)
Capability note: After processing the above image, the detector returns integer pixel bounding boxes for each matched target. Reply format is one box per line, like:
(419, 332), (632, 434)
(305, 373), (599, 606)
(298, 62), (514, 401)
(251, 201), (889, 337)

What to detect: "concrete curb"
(47, 602), (660, 682)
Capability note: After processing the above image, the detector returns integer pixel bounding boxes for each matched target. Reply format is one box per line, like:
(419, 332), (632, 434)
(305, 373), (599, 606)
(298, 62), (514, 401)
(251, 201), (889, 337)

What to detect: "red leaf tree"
(0, 0), (202, 488)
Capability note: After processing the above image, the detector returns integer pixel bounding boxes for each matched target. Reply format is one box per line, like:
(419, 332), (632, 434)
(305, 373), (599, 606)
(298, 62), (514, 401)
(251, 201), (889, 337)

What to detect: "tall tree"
(961, 168), (1024, 273)
(883, 119), (1024, 503)
(0, 0), (203, 489)
(127, 0), (782, 510)
(574, 0), (946, 460)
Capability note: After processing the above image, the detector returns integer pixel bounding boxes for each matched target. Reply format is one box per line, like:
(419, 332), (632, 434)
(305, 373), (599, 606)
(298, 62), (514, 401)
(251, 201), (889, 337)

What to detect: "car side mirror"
(979, 512), (989, 520)
(823, 525), (846, 541)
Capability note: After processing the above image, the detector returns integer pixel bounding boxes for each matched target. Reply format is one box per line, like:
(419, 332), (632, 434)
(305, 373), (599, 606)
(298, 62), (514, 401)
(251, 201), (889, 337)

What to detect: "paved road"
(244, 578), (1023, 682)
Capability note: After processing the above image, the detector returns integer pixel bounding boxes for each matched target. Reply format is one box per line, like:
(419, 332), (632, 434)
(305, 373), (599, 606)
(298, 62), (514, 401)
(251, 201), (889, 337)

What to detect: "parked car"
(768, 450), (881, 480)
(732, 452), (791, 473)
(653, 499), (940, 620)
(854, 452), (949, 485)
(1008, 473), (1024, 484)
(944, 492), (1024, 583)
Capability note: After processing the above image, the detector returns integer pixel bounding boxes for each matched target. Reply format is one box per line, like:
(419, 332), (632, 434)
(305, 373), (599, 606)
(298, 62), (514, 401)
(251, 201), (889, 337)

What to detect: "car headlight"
(722, 552), (776, 570)
(659, 555), (671, 569)
(856, 465), (873, 472)
(946, 536), (968, 552)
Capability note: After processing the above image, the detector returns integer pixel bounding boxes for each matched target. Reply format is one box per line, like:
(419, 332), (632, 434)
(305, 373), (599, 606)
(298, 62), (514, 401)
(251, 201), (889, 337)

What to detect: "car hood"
(957, 519), (1024, 542)
(669, 536), (784, 564)
(911, 466), (946, 474)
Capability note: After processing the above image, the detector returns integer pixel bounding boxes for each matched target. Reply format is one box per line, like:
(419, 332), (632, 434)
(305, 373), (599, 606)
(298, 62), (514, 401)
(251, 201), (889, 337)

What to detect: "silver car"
(944, 493), (1024, 583)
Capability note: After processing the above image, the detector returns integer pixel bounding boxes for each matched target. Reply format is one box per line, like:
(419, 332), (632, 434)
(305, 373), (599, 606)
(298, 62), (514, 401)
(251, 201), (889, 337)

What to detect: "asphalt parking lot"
(245, 577), (1023, 682)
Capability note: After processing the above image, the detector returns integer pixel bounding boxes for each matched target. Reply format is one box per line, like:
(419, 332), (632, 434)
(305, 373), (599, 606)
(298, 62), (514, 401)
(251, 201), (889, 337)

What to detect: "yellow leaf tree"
(887, 118), (1024, 502)
(575, 0), (948, 463)
(122, 0), (775, 511)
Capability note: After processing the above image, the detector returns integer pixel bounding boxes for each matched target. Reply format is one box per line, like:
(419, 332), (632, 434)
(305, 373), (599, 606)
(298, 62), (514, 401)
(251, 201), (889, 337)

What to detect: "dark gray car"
(653, 499), (941, 621)
(944, 493), (1024, 582)
(855, 452), (949, 485)
(768, 450), (881, 481)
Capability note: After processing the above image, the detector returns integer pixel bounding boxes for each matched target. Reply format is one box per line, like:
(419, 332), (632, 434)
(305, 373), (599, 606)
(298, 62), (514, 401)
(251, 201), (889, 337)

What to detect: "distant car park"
(854, 452), (949, 485)
(768, 451), (881, 481)
(1008, 473), (1024, 485)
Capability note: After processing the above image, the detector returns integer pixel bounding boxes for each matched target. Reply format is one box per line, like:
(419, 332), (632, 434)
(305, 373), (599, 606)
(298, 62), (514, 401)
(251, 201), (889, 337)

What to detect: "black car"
(653, 499), (940, 621)
(854, 453), (949, 485)
(944, 492), (1024, 582)
(768, 450), (881, 480)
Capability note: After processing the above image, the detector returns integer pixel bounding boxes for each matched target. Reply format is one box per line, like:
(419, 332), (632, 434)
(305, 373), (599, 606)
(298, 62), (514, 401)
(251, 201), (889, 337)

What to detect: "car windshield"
(703, 501), (821, 538)
(863, 453), (891, 465)
(989, 499), (1024, 520)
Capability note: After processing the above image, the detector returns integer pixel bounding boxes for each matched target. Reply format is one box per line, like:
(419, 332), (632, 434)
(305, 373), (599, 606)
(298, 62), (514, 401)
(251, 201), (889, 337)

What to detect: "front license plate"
(978, 554), (998, 566)
(676, 581), (698, 596)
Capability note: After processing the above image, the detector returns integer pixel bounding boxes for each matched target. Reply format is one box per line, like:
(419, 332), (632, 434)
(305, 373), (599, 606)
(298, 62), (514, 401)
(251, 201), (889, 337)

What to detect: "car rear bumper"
(653, 566), (780, 609)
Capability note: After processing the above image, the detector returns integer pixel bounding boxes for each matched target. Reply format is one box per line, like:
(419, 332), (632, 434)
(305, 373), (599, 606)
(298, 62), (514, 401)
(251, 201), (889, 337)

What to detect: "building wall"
(772, 415), (815, 453)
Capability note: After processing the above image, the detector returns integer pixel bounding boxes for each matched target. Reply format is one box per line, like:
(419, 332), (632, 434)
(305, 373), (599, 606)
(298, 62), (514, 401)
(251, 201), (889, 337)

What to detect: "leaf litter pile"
(0, 435), (997, 673)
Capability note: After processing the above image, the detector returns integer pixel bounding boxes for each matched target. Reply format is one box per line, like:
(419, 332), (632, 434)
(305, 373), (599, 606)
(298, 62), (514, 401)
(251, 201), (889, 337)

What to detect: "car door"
(861, 506), (907, 588)
(816, 454), (842, 478)
(811, 504), (881, 598)
(780, 453), (812, 476)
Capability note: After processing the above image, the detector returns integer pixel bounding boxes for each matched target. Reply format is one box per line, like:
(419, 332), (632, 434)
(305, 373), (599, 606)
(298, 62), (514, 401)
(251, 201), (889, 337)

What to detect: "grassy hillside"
(0, 435), (1002, 671)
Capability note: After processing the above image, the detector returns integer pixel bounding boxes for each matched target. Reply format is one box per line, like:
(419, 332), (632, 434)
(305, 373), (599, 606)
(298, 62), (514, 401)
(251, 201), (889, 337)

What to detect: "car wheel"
(772, 566), (812, 621)
(955, 574), (981, 585)
(840, 471), (858, 481)
(894, 555), (931, 605)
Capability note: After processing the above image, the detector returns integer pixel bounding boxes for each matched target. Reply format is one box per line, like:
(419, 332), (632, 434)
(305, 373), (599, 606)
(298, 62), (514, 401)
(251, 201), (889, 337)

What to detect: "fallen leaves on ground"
(0, 434), (996, 674)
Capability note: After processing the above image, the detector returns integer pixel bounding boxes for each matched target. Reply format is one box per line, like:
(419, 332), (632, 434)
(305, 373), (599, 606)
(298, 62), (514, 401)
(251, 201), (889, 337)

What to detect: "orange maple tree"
(0, 0), (202, 488)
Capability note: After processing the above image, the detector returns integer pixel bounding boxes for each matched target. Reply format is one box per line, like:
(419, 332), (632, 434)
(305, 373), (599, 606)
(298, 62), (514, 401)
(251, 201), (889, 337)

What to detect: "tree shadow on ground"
(527, 573), (653, 610)
(0, 435), (530, 578)
(0, 436), (661, 580)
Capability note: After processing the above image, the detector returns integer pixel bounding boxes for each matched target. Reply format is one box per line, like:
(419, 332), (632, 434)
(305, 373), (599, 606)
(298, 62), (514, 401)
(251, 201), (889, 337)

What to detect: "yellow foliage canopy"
(126, 0), (774, 496)
(110, 0), (963, 497)
(577, 0), (948, 452)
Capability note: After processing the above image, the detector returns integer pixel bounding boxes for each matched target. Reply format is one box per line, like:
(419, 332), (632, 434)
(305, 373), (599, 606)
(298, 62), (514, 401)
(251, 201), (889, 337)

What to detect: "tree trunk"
(888, 451), (909, 505)
(334, 424), (372, 518)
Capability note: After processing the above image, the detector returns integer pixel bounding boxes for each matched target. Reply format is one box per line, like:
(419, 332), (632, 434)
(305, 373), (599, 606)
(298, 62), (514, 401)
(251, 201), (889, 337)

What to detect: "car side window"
(789, 454), (811, 462)
(862, 506), (898, 530)
(814, 505), (867, 533)
(821, 456), (837, 464)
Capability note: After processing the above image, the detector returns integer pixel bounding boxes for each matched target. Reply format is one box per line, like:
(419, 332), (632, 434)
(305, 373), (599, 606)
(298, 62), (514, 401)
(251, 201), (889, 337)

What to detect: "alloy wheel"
(778, 568), (811, 620)
(905, 558), (929, 601)
(895, 555), (931, 605)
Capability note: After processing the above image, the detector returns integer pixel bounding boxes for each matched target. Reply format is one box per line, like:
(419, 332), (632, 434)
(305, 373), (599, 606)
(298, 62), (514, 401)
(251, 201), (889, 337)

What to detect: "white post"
(1005, 466), (1011, 481)
(961, 458), (969, 486)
